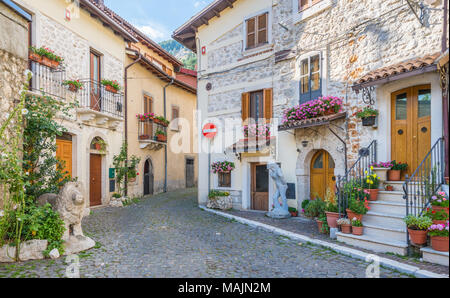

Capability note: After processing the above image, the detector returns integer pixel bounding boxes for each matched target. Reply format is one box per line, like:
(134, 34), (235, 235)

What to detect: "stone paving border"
(200, 206), (448, 278)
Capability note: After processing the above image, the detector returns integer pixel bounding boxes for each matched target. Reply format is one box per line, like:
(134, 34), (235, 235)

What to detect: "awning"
(352, 52), (441, 92)
(278, 112), (346, 132)
(228, 137), (276, 154)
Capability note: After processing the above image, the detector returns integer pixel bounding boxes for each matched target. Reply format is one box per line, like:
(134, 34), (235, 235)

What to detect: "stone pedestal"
(64, 235), (96, 255)
(266, 209), (291, 219)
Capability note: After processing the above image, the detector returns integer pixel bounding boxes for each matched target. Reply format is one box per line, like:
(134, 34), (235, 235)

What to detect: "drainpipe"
(124, 52), (142, 196)
(442, 0), (449, 179)
(163, 79), (174, 193)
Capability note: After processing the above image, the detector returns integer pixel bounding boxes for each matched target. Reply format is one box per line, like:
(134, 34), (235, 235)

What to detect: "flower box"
(29, 52), (42, 62)
(362, 116), (376, 127)
(207, 196), (232, 210)
(139, 135), (150, 140)
(105, 85), (118, 94)
(157, 134), (167, 142)
(68, 84), (79, 92)
(41, 56), (53, 68)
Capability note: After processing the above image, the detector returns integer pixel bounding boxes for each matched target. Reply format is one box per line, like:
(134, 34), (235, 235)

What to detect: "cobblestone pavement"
(0, 189), (412, 278)
(225, 209), (450, 276)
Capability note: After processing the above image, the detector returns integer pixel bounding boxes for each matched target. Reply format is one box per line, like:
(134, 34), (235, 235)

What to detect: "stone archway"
(143, 158), (154, 196)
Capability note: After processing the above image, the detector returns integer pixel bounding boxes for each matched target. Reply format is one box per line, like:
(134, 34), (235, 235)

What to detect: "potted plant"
(430, 191), (449, 215)
(351, 218), (364, 235)
(207, 190), (232, 210)
(63, 79), (83, 92)
(29, 46), (42, 62)
(288, 207), (298, 217)
(156, 130), (167, 142)
(370, 162), (393, 183)
(385, 184), (394, 191)
(347, 197), (369, 222)
(304, 198), (326, 219)
(363, 170), (381, 201)
(32, 46), (63, 69)
(211, 161), (235, 174)
(136, 113), (155, 122)
(403, 215), (433, 246)
(355, 106), (379, 127)
(127, 169), (138, 183)
(324, 188), (339, 228)
(337, 218), (352, 234)
(317, 213), (329, 234)
(428, 222), (449, 252)
(92, 138), (107, 152)
(281, 96), (343, 126)
(101, 79), (121, 93)
(154, 116), (170, 127)
(424, 208), (449, 225)
(388, 161), (408, 181)
(243, 124), (271, 139)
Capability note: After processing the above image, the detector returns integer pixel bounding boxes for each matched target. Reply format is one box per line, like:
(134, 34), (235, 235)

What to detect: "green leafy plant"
(318, 213), (329, 234)
(92, 138), (107, 153)
(30, 46), (63, 62)
(154, 116), (170, 126)
(403, 215), (433, 231)
(112, 142), (141, 196)
(430, 191), (449, 207)
(288, 207), (298, 213)
(428, 222), (449, 237)
(155, 130), (167, 136)
(363, 171), (381, 190)
(304, 199), (326, 219)
(391, 160), (408, 171)
(424, 208), (449, 221)
(348, 197), (369, 215)
(63, 80), (83, 90)
(112, 193), (121, 199)
(351, 218), (363, 227)
(101, 79), (121, 91)
(354, 106), (379, 119)
(208, 190), (230, 198)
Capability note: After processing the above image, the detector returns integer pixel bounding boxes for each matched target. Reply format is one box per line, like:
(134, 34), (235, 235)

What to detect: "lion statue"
(38, 182), (94, 254)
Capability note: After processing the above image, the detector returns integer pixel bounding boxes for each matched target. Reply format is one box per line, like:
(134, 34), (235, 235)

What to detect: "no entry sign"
(202, 123), (217, 139)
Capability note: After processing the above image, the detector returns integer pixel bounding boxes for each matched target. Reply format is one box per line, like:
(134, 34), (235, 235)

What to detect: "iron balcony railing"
(29, 60), (66, 100)
(138, 119), (168, 143)
(403, 138), (445, 217)
(78, 80), (124, 118)
(336, 140), (377, 217)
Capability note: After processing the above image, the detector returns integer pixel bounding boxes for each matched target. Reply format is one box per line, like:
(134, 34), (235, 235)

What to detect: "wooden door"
(310, 150), (336, 200)
(56, 139), (72, 179)
(90, 51), (101, 111)
(90, 154), (102, 206)
(252, 164), (269, 211)
(391, 85), (431, 176)
(186, 158), (195, 188)
(143, 159), (154, 196)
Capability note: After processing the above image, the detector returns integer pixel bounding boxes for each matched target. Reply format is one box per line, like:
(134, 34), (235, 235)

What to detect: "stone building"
(0, 0), (30, 207)
(174, 0), (448, 257)
(12, 0), (137, 207)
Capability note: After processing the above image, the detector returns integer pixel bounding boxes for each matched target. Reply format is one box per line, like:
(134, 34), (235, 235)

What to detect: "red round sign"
(202, 123), (217, 139)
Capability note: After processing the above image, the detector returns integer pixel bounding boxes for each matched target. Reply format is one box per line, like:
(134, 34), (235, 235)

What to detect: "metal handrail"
(29, 60), (66, 100)
(336, 140), (377, 217)
(138, 119), (167, 143)
(78, 79), (124, 118)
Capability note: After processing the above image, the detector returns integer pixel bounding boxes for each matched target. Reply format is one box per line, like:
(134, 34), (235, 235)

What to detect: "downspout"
(163, 79), (174, 193)
(124, 52), (142, 196)
(442, 0), (449, 179)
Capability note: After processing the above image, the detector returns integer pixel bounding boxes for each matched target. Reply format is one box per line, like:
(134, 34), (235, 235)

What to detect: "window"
(143, 95), (153, 115)
(242, 89), (273, 124)
(299, 0), (322, 12)
(170, 105), (180, 131)
(218, 172), (231, 188)
(245, 12), (269, 50)
(299, 54), (322, 104)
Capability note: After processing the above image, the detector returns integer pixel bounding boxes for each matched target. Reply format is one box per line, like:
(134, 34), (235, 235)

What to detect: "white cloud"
(194, 0), (209, 8)
(133, 21), (171, 42)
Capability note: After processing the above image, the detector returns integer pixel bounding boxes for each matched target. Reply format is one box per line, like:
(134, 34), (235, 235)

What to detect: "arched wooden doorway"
(310, 150), (336, 200)
(143, 159), (154, 196)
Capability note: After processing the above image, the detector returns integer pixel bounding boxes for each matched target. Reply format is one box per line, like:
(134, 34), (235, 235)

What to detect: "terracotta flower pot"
(128, 177), (136, 183)
(325, 211), (339, 228)
(432, 205), (449, 215)
(365, 189), (380, 201)
(290, 211), (298, 217)
(94, 143), (102, 151)
(139, 135), (150, 140)
(431, 236), (449, 252)
(157, 134), (167, 142)
(346, 209), (363, 222)
(105, 85), (118, 94)
(385, 185), (394, 191)
(352, 226), (364, 236)
(341, 224), (352, 234)
(387, 170), (401, 181)
(316, 220), (326, 234)
(433, 220), (448, 225)
(408, 229), (428, 246)
(68, 84), (78, 92)
(50, 60), (60, 69)
(29, 52), (42, 62)
(41, 56), (53, 68)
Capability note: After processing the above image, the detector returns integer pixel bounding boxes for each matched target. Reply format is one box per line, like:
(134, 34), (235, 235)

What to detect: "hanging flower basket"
(355, 106), (379, 127)
(362, 116), (377, 127)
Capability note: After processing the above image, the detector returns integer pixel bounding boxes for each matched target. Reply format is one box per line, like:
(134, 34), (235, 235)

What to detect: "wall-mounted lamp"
(302, 140), (309, 148)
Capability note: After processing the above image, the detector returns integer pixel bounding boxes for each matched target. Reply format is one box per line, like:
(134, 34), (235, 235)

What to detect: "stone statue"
(38, 182), (95, 255)
(266, 163), (291, 219)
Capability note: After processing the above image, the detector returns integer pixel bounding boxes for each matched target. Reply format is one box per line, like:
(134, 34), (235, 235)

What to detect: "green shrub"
(304, 199), (326, 219)
(403, 215), (433, 231)
(208, 190), (230, 198)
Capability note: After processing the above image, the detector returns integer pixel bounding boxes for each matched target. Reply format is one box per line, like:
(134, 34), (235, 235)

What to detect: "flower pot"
(325, 211), (339, 228)
(128, 177), (136, 183)
(352, 226), (364, 236)
(362, 116), (376, 127)
(373, 168), (389, 183)
(324, 109), (336, 116)
(154, 118), (162, 124)
(105, 85), (118, 94)
(41, 56), (53, 68)
(290, 211), (298, 217)
(139, 135), (150, 140)
(29, 52), (42, 62)
(385, 185), (394, 191)
(432, 205), (449, 215)
(433, 220), (448, 225)
(68, 84), (79, 92)
(387, 170), (401, 181)
(365, 189), (379, 201)
(341, 224), (352, 234)
(157, 134), (167, 142)
(346, 209), (363, 222)
(50, 60), (60, 69)
(408, 229), (428, 246)
(94, 143), (102, 151)
(316, 220), (324, 233)
(430, 236), (449, 252)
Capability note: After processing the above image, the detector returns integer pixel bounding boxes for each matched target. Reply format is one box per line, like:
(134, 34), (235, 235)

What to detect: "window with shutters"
(245, 12), (269, 50)
(299, 54), (322, 104)
(218, 172), (231, 188)
(143, 94), (153, 114)
(170, 105), (180, 131)
(242, 89), (273, 124)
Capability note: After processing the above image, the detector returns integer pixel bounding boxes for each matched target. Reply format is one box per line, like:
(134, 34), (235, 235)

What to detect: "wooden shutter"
(257, 13), (268, 45)
(299, 0), (310, 11)
(144, 95), (153, 114)
(246, 17), (256, 49)
(263, 88), (273, 123)
(242, 92), (250, 123)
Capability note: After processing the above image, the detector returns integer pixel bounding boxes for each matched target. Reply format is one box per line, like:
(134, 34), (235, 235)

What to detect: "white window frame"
(242, 8), (273, 54)
(292, 0), (333, 24)
(295, 51), (327, 103)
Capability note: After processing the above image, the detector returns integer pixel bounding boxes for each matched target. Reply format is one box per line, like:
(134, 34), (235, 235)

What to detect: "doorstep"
(200, 206), (449, 278)
(421, 247), (449, 267)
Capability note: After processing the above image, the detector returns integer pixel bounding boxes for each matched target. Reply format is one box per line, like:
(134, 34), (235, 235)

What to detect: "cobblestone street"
(0, 189), (411, 278)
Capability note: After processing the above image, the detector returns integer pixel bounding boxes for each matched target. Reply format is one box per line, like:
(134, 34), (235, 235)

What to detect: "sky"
(104, 0), (214, 43)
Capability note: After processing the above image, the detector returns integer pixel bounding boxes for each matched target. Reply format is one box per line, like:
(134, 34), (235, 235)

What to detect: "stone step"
(336, 232), (408, 255)
(383, 181), (406, 192)
(421, 247), (449, 267)
(369, 201), (421, 217)
(363, 223), (407, 242)
(364, 211), (405, 230)
(377, 191), (405, 203)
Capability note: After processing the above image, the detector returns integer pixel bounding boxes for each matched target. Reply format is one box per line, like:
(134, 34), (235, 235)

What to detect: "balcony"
(77, 80), (124, 129)
(29, 60), (66, 100)
(138, 119), (168, 150)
